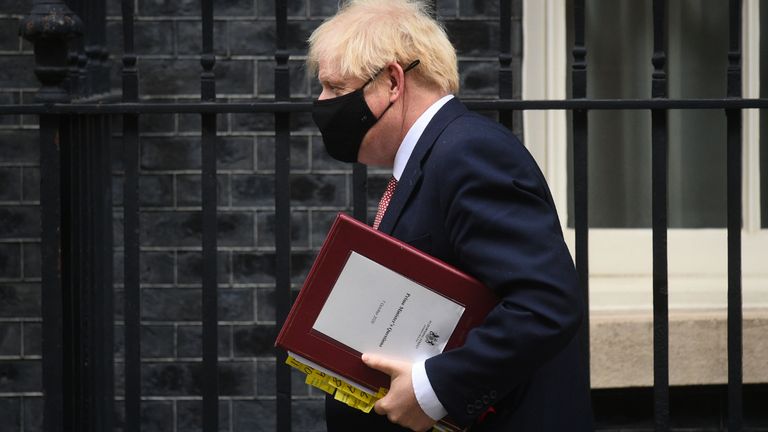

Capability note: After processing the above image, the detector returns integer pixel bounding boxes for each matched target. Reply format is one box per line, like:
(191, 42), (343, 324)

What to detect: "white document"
(312, 252), (466, 363)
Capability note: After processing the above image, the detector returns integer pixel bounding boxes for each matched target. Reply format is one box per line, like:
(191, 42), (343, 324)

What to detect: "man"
(307, 1), (593, 431)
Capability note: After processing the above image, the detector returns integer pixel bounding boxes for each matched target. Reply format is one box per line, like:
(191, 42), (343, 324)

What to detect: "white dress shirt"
(390, 94), (453, 421)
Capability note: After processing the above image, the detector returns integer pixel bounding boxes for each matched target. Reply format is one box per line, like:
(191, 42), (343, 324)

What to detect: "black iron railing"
(650, 0), (671, 428)
(0, 0), (764, 431)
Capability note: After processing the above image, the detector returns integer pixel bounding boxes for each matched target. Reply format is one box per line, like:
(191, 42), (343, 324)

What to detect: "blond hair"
(307, 0), (459, 94)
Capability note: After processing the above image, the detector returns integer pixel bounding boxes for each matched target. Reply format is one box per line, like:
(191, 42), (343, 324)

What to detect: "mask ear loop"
(393, 59), (420, 139)
(376, 59), (421, 121)
(364, 60), (420, 89)
(403, 60), (420, 73)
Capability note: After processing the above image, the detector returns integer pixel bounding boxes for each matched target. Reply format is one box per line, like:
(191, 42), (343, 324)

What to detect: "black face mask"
(312, 60), (419, 163)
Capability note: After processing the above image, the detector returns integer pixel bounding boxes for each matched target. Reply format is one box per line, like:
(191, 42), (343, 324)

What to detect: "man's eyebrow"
(320, 76), (344, 86)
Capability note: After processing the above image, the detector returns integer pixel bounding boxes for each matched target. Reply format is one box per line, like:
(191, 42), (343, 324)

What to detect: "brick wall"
(0, 0), (519, 431)
(1, 0), (43, 430)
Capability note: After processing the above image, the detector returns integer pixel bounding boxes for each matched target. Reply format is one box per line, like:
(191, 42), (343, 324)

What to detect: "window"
(566, 0), (731, 228)
(523, 0), (766, 312)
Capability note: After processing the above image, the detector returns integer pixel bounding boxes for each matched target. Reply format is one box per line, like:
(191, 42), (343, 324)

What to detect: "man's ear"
(386, 62), (405, 103)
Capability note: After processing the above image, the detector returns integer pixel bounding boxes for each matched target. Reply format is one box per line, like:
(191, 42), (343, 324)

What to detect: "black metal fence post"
(651, 1), (670, 430)
(352, 164), (368, 222)
(20, 2), (114, 432)
(726, 1), (744, 431)
(19, 3), (82, 431)
(19, 1), (115, 430)
(499, 0), (514, 130)
(200, 0), (219, 430)
(498, 0), (524, 137)
(274, 0), (293, 430)
(120, 0), (141, 429)
(571, 0), (590, 390)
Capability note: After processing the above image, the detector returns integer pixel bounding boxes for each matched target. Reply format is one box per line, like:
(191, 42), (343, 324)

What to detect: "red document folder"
(275, 212), (498, 393)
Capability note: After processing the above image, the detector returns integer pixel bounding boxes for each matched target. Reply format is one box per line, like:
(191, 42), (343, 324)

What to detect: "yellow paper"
(335, 390), (375, 413)
(287, 355), (381, 415)
(285, 356), (314, 375)
(305, 372), (335, 395)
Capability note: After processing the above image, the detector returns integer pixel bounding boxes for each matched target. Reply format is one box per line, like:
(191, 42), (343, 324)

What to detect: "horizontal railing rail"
(2, 98), (768, 115)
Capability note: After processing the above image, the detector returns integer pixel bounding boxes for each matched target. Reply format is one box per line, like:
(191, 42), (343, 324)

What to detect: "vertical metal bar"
(726, 0), (743, 430)
(96, 0), (109, 93)
(61, 113), (76, 432)
(72, 115), (85, 432)
(200, 0), (219, 430)
(76, 0), (88, 96)
(40, 113), (65, 432)
(352, 164), (367, 223)
(121, 0), (141, 430)
(274, 0), (292, 429)
(77, 115), (88, 432)
(571, 0), (590, 388)
(77, 115), (88, 430)
(81, 112), (113, 432)
(83, 0), (108, 95)
(65, 0), (83, 97)
(651, 1), (669, 431)
(511, 0), (524, 136)
(75, 114), (88, 432)
(84, 114), (95, 432)
(83, 0), (95, 94)
(98, 113), (115, 432)
(498, 0), (513, 130)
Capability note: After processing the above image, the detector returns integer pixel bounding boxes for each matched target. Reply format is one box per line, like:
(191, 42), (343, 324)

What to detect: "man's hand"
(362, 353), (437, 432)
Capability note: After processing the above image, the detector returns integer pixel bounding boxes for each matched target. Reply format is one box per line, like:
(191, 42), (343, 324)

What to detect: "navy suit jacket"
(325, 98), (593, 431)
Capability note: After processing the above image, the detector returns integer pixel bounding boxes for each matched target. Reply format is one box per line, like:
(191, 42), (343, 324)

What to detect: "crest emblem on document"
(425, 331), (440, 346)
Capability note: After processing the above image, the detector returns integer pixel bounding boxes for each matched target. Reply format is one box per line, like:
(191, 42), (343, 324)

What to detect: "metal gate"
(0, 0), (763, 431)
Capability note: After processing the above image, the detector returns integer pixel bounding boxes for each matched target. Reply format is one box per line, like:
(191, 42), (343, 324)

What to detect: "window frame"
(521, 0), (766, 311)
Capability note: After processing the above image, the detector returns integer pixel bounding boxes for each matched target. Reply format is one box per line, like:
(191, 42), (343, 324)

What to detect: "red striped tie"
(373, 176), (398, 230)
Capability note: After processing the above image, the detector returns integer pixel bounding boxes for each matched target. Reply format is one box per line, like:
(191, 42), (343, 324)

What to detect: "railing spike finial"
(19, 0), (83, 103)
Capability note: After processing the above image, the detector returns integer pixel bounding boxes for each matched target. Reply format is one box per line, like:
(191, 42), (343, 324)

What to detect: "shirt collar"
(392, 94), (454, 180)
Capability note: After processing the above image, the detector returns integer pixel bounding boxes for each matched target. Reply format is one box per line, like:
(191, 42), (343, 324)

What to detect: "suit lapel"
(378, 98), (468, 235)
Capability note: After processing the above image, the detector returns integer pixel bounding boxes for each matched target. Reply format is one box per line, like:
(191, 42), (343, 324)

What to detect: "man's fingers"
(373, 397), (387, 416)
(373, 397), (400, 424)
(361, 353), (399, 376)
(363, 354), (401, 418)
